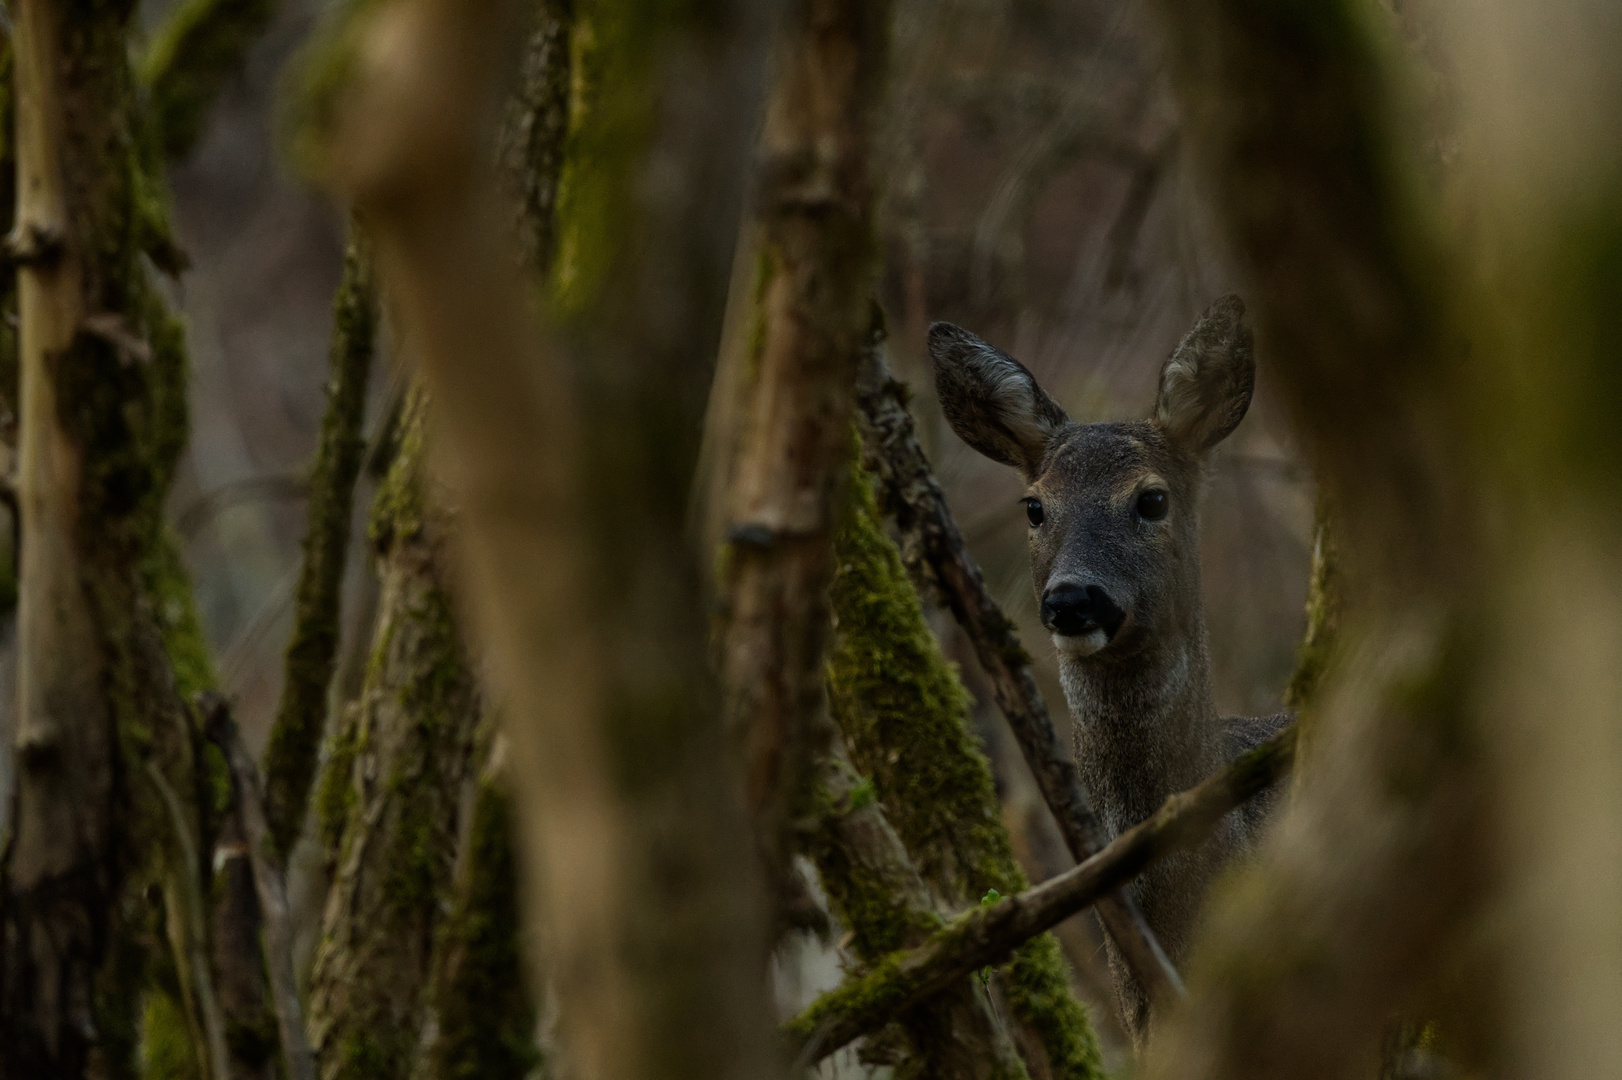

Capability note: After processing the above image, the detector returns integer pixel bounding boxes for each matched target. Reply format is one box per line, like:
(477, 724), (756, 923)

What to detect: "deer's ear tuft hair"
(929, 322), (1070, 476)
(1153, 294), (1255, 453)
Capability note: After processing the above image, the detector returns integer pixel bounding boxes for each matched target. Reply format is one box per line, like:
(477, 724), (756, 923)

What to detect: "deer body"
(931, 296), (1289, 1034)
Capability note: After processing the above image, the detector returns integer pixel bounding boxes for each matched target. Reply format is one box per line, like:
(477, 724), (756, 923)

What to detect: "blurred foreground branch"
(304, 1), (785, 1077)
(141, 0), (279, 160)
(789, 723), (1296, 1061)
(854, 327), (1185, 1010)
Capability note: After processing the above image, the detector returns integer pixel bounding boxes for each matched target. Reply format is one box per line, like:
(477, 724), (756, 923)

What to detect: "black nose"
(1041, 583), (1126, 640)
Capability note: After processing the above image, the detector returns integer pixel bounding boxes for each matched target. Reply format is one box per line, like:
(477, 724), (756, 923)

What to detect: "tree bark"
(261, 239), (376, 859)
(304, 388), (485, 1080)
(715, 0), (890, 918)
(205, 699), (318, 1080)
(3, 2), (220, 1073)
(1134, 0), (1622, 1075)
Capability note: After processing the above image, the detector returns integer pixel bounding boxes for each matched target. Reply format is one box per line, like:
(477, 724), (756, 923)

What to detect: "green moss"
(316, 705), (363, 858)
(140, 989), (202, 1080)
(550, 0), (663, 318)
(783, 950), (925, 1044)
(427, 783), (540, 1080)
(827, 464), (1021, 896)
(144, 530), (217, 699)
(804, 762), (945, 960)
(263, 239), (376, 858)
(139, 0), (277, 161)
(368, 383), (430, 554)
(827, 462), (1106, 1080)
(311, 382), (490, 1079)
(1003, 935), (1104, 1078)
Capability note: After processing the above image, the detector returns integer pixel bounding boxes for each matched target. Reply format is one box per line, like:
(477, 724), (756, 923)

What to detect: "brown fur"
(930, 296), (1290, 1035)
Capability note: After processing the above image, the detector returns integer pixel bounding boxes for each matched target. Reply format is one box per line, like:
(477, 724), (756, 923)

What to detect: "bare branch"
(262, 239), (376, 858)
(202, 694), (319, 1080)
(787, 723), (1296, 1062)
(854, 332), (1186, 1007)
(143, 760), (232, 1080)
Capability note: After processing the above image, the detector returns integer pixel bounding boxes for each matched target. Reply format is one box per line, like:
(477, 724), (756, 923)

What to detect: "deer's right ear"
(929, 323), (1069, 475)
(1153, 295), (1255, 454)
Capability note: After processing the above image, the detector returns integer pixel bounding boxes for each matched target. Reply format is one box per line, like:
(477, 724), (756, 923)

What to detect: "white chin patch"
(1054, 629), (1109, 658)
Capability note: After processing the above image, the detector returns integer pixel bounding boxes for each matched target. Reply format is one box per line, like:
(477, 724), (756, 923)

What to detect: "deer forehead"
(1033, 421), (1189, 502)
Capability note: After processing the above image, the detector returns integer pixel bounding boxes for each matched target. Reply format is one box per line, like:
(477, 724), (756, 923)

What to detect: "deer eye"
(1023, 498), (1045, 527)
(1136, 489), (1169, 521)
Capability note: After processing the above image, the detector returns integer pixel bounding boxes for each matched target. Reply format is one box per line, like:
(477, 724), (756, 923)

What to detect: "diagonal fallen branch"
(785, 722), (1296, 1063)
(854, 327), (1185, 1005)
(200, 693), (319, 1080)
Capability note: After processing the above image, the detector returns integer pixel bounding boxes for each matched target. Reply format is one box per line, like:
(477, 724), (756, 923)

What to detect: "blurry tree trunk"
(715, 0), (890, 918)
(1137, 0), (1622, 1075)
(2, 0), (227, 1075)
(299, 5), (571, 1075)
(827, 465), (1108, 1079)
(305, 0), (786, 1074)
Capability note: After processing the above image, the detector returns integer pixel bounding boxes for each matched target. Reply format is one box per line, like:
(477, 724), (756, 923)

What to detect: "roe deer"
(929, 295), (1289, 1034)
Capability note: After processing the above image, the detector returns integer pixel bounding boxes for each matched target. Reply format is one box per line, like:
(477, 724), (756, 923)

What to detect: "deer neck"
(1058, 621), (1223, 837)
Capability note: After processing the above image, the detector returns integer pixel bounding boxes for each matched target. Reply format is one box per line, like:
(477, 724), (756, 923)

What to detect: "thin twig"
(854, 328), (1187, 1005)
(786, 723), (1297, 1062)
(144, 760), (232, 1080)
(175, 473), (309, 539)
(201, 694), (319, 1080)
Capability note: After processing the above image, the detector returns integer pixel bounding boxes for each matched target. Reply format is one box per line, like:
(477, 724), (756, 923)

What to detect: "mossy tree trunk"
(305, 388), (489, 1080)
(2, 0), (229, 1075)
(805, 731), (1031, 1079)
(826, 465), (1108, 1080)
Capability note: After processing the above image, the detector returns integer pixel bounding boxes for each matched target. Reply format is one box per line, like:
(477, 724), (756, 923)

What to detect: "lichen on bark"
(826, 461), (1107, 1080)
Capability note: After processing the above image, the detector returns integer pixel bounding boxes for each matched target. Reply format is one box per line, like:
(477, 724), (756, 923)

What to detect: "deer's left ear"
(1152, 294), (1255, 453)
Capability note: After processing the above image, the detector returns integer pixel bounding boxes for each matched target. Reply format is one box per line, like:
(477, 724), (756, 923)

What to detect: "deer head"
(930, 296), (1255, 666)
